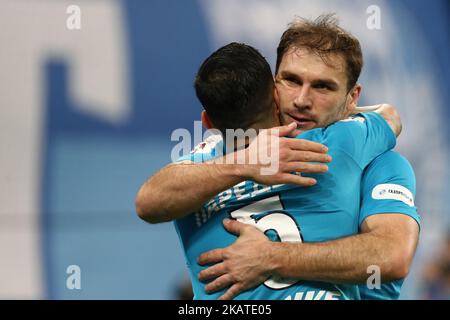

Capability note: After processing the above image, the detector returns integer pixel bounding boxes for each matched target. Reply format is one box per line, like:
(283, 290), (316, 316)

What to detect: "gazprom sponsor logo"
(371, 183), (414, 207)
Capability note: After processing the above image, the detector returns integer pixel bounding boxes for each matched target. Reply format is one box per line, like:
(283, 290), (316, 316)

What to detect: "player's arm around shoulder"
(335, 103), (401, 138)
(360, 214), (419, 280)
(135, 160), (243, 224)
(135, 123), (331, 224)
(319, 103), (400, 169)
(359, 103), (402, 137)
(359, 152), (420, 280)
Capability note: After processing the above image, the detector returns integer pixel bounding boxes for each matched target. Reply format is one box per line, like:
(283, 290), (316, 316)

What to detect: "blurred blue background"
(0, 0), (449, 299)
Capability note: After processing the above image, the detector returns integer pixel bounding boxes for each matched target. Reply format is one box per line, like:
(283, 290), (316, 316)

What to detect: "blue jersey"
(358, 151), (420, 300)
(175, 112), (396, 300)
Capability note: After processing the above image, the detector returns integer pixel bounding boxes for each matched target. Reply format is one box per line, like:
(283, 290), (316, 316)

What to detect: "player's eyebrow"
(277, 71), (339, 89)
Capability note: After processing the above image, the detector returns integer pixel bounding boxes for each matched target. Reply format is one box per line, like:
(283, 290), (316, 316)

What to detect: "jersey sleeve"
(359, 151), (420, 228)
(320, 112), (396, 169)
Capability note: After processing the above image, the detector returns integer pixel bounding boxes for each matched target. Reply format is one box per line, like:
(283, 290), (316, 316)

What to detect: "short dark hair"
(195, 42), (274, 133)
(276, 14), (363, 90)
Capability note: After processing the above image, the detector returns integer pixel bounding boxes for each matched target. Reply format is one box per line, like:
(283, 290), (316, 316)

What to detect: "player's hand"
(350, 104), (382, 114)
(236, 122), (331, 186)
(349, 104), (401, 137)
(197, 219), (274, 300)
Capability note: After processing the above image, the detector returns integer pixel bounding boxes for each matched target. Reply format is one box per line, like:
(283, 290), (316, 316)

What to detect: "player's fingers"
(222, 218), (246, 236)
(287, 138), (329, 153)
(279, 173), (317, 186)
(205, 274), (233, 294)
(285, 162), (328, 174)
(218, 283), (244, 301)
(198, 249), (224, 266)
(267, 122), (297, 137)
(198, 263), (227, 282)
(287, 150), (332, 163)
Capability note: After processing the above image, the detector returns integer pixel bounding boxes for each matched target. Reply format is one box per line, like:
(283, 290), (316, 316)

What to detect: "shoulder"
(325, 112), (386, 136)
(295, 115), (368, 143)
(296, 113), (381, 141)
(299, 114), (372, 155)
(329, 113), (373, 129)
(362, 151), (416, 200)
(319, 114), (371, 145)
(365, 151), (415, 179)
(176, 134), (224, 163)
(191, 134), (223, 154)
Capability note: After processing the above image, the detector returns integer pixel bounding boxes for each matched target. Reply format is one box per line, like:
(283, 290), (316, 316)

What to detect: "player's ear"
(347, 84), (361, 114)
(201, 111), (215, 129)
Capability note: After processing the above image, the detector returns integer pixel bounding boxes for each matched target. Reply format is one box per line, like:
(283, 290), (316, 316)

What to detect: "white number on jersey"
(229, 195), (302, 289)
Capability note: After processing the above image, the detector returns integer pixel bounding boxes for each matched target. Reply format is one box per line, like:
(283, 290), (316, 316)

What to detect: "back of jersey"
(175, 112), (396, 300)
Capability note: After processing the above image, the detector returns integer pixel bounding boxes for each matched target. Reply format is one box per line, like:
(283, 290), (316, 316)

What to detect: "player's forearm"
(135, 160), (245, 223)
(374, 104), (402, 137)
(268, 232), (408, 284)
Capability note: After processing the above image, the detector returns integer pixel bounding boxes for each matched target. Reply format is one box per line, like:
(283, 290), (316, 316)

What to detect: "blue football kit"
(357, 151), (420, 299)
(175, 112), (396, 300)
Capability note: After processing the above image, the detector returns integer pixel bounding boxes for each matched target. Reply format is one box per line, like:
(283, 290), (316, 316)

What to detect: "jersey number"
(229, 195), (302, 289)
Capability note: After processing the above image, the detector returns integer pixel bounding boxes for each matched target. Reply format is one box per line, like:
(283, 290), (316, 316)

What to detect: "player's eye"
(313, 83), (331, 90)
(283, 77), (301, 87)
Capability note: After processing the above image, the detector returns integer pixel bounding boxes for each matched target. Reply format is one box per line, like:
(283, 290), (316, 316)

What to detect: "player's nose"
(293, 85), (313, 110)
